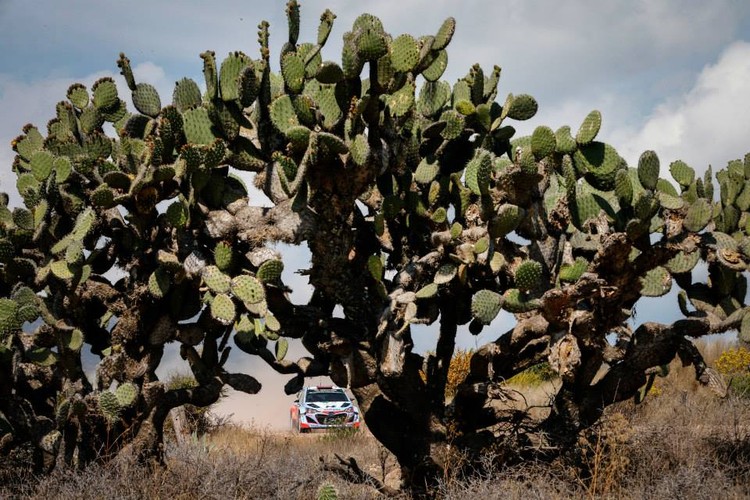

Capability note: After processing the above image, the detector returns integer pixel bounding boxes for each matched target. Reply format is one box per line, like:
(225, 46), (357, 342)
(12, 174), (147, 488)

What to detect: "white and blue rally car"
(289, 386), (361, 433)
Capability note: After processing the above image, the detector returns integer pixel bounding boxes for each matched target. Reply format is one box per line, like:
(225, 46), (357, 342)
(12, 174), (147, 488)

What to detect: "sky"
(2, 0), (750, 429)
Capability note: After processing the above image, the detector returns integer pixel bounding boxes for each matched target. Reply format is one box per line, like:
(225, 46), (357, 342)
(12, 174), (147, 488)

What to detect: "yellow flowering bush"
(715, 346), (750, 397)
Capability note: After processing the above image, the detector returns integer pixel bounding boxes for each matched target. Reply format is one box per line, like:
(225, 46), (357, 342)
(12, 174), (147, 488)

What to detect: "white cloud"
(612, 41), (750, 175)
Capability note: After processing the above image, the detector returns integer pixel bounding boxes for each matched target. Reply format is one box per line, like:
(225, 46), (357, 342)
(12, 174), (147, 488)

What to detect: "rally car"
(290, 386), (361, 433)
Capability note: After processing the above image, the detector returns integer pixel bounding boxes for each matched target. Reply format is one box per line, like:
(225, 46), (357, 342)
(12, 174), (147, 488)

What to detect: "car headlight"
(345, 407), (354, 414)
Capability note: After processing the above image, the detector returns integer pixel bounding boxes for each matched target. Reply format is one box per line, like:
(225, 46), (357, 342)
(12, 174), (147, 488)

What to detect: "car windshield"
(306, 390), (349, 403)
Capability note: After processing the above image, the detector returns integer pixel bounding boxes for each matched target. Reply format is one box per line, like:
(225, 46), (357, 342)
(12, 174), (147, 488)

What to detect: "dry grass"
(4, 339), (749, 499)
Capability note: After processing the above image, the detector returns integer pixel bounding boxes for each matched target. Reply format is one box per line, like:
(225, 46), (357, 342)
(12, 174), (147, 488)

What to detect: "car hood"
(303, 402), (353, 411)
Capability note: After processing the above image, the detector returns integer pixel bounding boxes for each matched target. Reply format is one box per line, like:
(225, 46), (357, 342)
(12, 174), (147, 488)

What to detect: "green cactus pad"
(683, 198), (712, 232)
(531, 126), (556, 160)
(430, 207), (447, 223)
(614, 169), (633, 206)
(275, 337), (289, 361)
(391, 34), (420, 73)
(637, 150), (660, 191)
(0, 299), (21, 334)
(165, 200), (189, 228)
(148, 267), (171, 298)
(433, 17), (456, 50)
(172, 78), (202, 111)
(367, 255), (383, 281)
(182, 107), (216, 145)
(669, 160), (695, 187)
(210, 293), (236, 325)
(270, 95), (300, 134)
(341, 31), (363, 79)
(422, 50), (448, 82)
(67, 83), (89, 110)
(30, 151), (54, 182)
(471, 289), (503, 324)
(315, 61), (344, 85)
(554, 126), (577, 155)
(665, 250), (700, 274)
(414, 157), (440, 185)
(281, 52), (306, 94)
(13, 126), (44, 162)
(231, 275), (265, 304)
(219, 52), (251, 102)
(91, 185), (116, 208)
(355, 27), (388, 61)
(202, 265), (231, 294)
(211, 242), (233, 272)
(437, 110), (463, 140)
(132, 83), (161, 118)
(98, 391), (121, 421)
(502, 288), (541, 313)
(433, 263), (458, 284)
(575, 110), (602, 146)
(257, 259), (284, 283)
(79, 106), (104, 134)
(115, 382), (138, 408)
(416, 282), (439, 299)
(464, 149), (493, 195)
(507, 94), (538, 121)
(50, 260), (76, 280)
(0, 239), (14, 264)
(514, 260), (543, 291)
(657, 191), (685, 210)
(347, 133), (369, 167)
(61, 328), (84, 351)
(92, 77), (119, 111)
(575, 142), (626, 191)
(639, 266), (672, 297)
(489, 204), (524, 238)
(559, 257), (589, 283)
(418, 80), (450, 117)
(383, 81), (414, 118)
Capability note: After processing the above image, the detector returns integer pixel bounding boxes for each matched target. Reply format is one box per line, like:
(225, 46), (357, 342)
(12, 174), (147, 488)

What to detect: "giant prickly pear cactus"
(2, 1), (749, 495)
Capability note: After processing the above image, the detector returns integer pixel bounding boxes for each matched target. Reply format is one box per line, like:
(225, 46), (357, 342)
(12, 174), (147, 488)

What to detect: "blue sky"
(2, 0), (750, 427)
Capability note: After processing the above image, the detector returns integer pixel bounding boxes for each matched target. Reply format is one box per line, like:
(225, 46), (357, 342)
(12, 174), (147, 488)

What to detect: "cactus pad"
(489, 204), (524, 238)
(471, 289), (503, 325)
(210, 293), (236, 325)
(416, 283), (439, 299)
(257, 259), (284, 283)
(98, 391), (121, 421)
(132, 83), (162, 118)
(231, 275), (265, 304)
(91, 78), (119, 112)
(148, 267), (171, 298)
(531, 126), (556, 160)
(559, 257), (589, 283)
(637, 150), (660, 191)
(67, 83), (89, 110)
(391, 34), (420, 73)
(502, 288), (541, 313)
(575, 110), (601, 146)
(202, 265), (231, 294)
(683, 198), (712, 232)
(182, 107), (216, 145)
(506, 94), (538, 121)
(115, 383), (138, 408)
(639, 266), (672, 297)
(575, 142), (626, 191)
(553, 126), (576, 155)
(669, 159), (695, 187)
(514, 260), (543, 291)
(464, 149), (493, 195)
